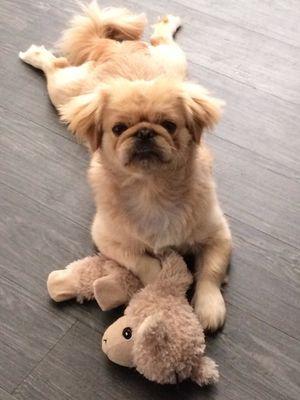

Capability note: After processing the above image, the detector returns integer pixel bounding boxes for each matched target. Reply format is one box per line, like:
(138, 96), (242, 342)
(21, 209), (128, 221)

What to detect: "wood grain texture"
(0, 273), (75, 393)
(0, 0), (299, 399)
(0, 388), (17, 400)
(13, 316), (300, 400)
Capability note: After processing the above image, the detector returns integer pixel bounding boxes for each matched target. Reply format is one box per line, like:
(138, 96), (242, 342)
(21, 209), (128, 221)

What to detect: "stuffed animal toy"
(47, 252), (219, 386)
(47, 254), (142, 311)
(101, 252), (219, 386)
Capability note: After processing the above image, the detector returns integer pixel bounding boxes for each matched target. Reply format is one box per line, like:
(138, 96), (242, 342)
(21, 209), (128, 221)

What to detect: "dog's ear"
(181, 82), (224, 143)
(59, 85), (108, 152)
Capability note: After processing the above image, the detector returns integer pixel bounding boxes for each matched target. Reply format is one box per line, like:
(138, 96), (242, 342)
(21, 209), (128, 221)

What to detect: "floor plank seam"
(227, 301), (300, 342)
(0, 274), (76, 325)
(10, 319), (78, 396)
(226, 213), (300, 252)
(0, 103), (84, 152)
(192, 61), (300, 106)
(212, 135), (299, 180)
(0, 180), (91, 233)
(172, 0), (300, 49)
(231, 239), (300, 288)
(0, 387), (17, 400)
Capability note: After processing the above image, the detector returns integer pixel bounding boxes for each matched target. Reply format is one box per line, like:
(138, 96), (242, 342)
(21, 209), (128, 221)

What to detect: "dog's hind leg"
(19, 45), (94, 108)
(150, 15), (187, 79)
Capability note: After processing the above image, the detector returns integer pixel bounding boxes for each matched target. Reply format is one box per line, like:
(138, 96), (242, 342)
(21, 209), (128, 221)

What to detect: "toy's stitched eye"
(112, 123), (128, 135)
(161, 120), (177, 134)
(122, 327), (132, 340)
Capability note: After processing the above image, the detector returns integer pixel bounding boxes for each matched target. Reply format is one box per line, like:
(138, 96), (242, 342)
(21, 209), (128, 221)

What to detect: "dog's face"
(60, 78), (223, 174)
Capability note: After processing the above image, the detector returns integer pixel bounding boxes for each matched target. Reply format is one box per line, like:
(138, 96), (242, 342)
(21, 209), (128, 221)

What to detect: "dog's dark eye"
(112, 123), (128, 136)
(161, 120), (177, 134)
(122, 327), (132, 340)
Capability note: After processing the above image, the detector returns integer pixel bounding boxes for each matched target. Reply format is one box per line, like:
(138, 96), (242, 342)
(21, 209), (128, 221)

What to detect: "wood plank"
(0, 388), (17, 400)
(188, 62), (300, 174)
(0, 106), (92, 227)
(224, 217), (300, 338)
(210, 134), (300, 249)
(0, 275), (75, 393)
(208, 305), (300, 400)
(177, 0), (300, 47)
(0, 182), (115, 332)
(129, 0), (300, 103)
(14, 312), (300, 400)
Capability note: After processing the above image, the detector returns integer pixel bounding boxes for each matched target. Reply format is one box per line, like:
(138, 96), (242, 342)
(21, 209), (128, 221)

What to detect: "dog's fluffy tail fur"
(57, 1), (147, 65)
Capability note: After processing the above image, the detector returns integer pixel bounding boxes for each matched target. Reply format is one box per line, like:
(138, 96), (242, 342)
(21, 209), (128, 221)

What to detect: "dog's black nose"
(136, 127), (155, 139)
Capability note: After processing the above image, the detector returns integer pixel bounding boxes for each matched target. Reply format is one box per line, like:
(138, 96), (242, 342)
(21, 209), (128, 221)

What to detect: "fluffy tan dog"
(20, 1), (232, 331)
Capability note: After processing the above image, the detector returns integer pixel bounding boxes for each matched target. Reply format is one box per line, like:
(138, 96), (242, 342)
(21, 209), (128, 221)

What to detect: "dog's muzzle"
(131, 128), (163, 161)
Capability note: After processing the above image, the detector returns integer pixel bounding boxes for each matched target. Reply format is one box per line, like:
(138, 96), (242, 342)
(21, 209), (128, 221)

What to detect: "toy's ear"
(181, 82), (224, 143)
(59, 84), (108, 152)
(136, 314), (169, 350)
(134, 314), (177, 384)
(191, 356), (219, 386)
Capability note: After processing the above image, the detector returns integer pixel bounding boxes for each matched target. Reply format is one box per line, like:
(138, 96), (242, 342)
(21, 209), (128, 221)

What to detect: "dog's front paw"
(193, 283), (226, 332)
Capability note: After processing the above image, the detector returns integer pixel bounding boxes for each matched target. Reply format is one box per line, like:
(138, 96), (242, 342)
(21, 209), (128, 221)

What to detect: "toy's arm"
(151, 251), (193, 296)
(47, 255), (142, 310)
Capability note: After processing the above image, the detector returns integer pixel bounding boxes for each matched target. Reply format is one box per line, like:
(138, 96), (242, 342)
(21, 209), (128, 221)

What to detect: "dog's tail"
(57, 1), (147, 65)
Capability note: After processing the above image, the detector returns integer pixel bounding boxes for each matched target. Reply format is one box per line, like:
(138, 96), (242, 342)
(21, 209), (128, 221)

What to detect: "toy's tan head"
(102, 315), (136, 367)
(101, 252), (219, 386)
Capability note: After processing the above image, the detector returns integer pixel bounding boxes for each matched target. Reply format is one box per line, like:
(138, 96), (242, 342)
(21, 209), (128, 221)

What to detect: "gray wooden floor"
(1, 1), (299, 399)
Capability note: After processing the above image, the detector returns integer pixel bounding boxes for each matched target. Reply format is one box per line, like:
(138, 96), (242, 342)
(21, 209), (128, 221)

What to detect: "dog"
(19, 1), (232, 331)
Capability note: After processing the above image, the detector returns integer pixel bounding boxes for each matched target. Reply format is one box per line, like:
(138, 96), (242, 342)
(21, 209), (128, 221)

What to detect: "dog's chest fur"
(120, 181), (197, 251)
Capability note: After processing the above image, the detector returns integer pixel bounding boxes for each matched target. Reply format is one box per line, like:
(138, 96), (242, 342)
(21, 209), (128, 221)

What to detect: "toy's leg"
(150, 15), (187, 79)
(19, 45), (94, 108)
(192, 224), (232, 331)
(47, 255), (108, 302)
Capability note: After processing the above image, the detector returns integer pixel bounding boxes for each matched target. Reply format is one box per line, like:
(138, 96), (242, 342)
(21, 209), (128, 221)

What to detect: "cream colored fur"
(19, 2), (231, 331)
